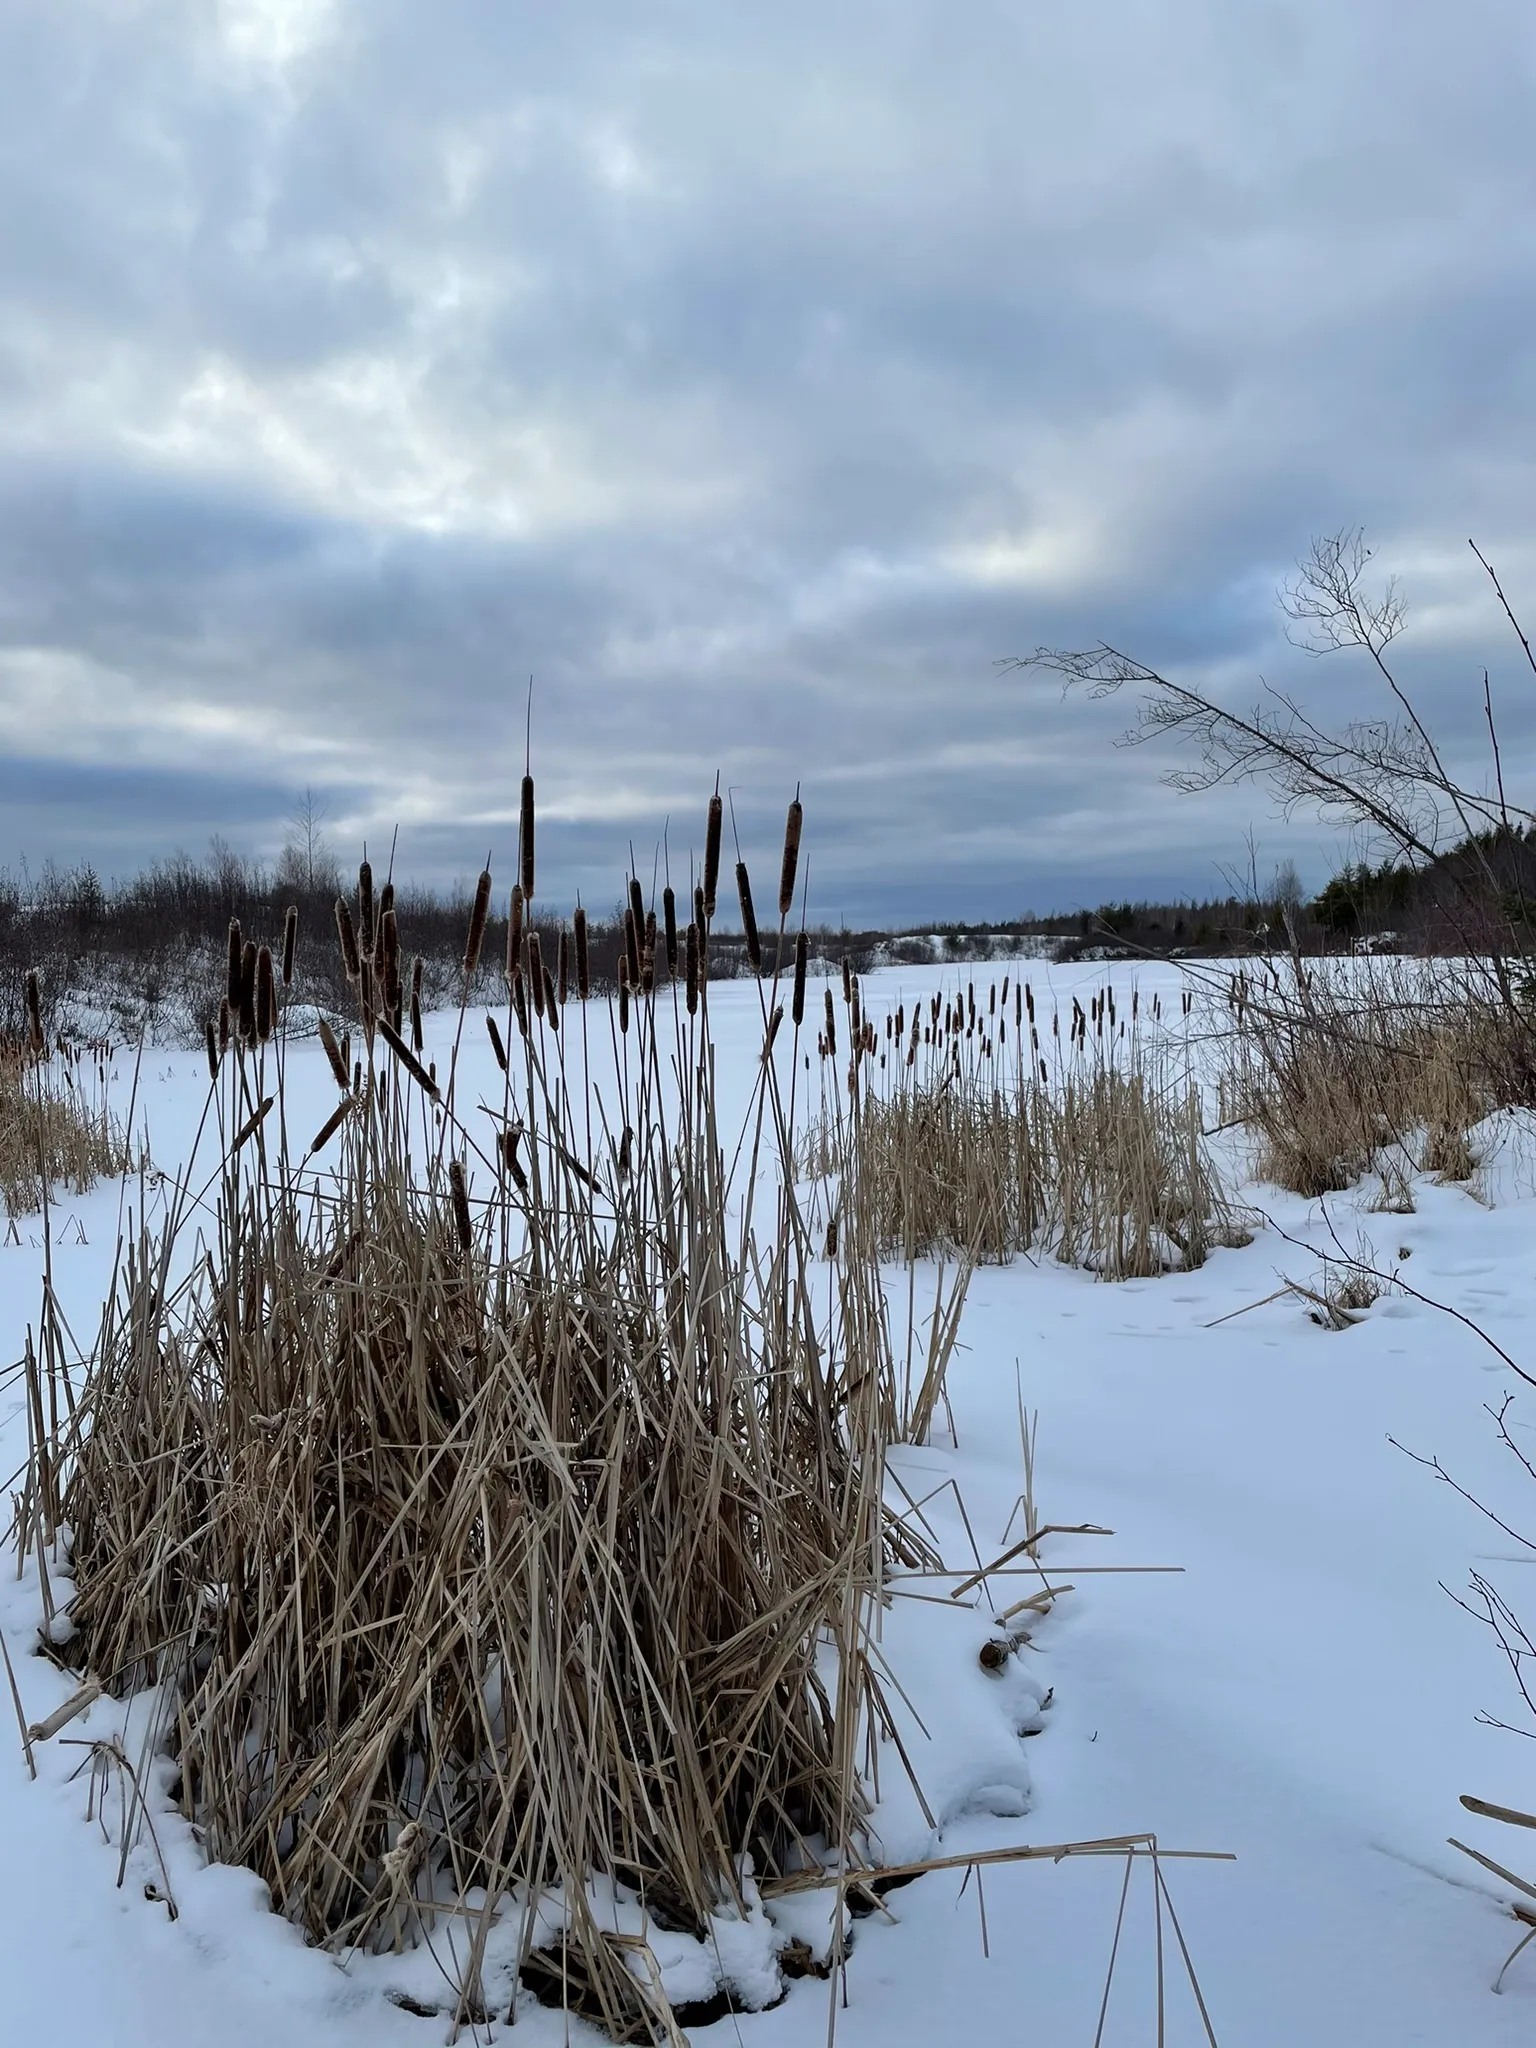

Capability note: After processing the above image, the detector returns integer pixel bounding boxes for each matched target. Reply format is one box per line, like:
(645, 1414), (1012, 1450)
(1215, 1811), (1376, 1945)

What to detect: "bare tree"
(1004, 528), (1536, 979)
(281, 786), (335, 894)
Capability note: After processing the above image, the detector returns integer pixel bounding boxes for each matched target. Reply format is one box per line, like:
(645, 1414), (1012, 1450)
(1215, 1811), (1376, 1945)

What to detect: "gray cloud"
(1, 0), (1535, 919)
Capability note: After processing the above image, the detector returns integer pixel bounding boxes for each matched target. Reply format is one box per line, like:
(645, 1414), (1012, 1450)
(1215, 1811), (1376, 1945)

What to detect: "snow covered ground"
(4, 959), (1536, 2044)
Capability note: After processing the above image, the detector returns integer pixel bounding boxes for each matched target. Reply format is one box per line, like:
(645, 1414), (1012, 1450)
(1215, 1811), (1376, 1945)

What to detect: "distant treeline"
(7, 824), (1528, 1045)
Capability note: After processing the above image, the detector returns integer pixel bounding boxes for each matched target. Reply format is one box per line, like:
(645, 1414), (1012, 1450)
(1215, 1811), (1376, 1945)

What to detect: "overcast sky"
(2, 0), (1534, 922)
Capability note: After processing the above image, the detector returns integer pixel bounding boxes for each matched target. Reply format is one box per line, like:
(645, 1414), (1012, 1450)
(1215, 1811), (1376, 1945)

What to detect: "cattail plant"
(663, 886), (678, 974)
(281, 906), (298, 988)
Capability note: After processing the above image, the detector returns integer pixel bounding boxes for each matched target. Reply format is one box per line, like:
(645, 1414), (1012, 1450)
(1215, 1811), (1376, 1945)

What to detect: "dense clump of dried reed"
(1212, 958), (1536, 1197)
(806, 974), (1242, 1279)
(0, 1027), (127, 1215)
(15, 805), (947, 2040)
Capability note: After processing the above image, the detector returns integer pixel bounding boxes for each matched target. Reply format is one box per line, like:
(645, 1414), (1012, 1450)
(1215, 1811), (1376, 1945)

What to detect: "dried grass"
(14, 799), (960, 2039)
(805, 976), (1245, 1279)
(1213, 959), (1536, 1197)
(0, 1040), (127, 1215)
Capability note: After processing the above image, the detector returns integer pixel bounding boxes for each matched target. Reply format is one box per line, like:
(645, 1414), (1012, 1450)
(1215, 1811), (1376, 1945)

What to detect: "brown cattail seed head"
(628, 875), (645, 938)
(500, 1125), (528, 1192)
(464, 868), (492, 976)
(574, 905), (590, 999)
(519, 774), (535, 900)
(736, 861), (761, 972)
(238, 941), (258, 1041)
(842, 956), (852, 1005)
(205, 1018), (219, 1080)
(511, 969), (529, 1037)
(623, 905), (641, 988)
(281, 905), (298, 987)
(218, 997), (231, 1056)
(618, 976), (630, 1034)
(557, 927), (570, 1005)
(642, 909), (656, 994)
(793, 930), (808, 1025)
(779, 797), (803, 919)
(226, 920), (243, 1010)
(663, 886), (678, 974)
(506, 885), (525, 984)
(824, 986), (837, 1057)
(357, 860), (374, 955)
(485, 1013), (508, 1072)
(335, 897), (361, 981)
(319, 1017), (348, 1091)
(542, 964), (559, 1027)
(685, 921), (700, 1015)
(410, 985), (423, 1052)
(703, 791), (722, 919)
(24, 970), (44, 1055)
(256, 945), (276, 1042)
(449, 1158), (473, 1254)
(528, 933), (546, 1019)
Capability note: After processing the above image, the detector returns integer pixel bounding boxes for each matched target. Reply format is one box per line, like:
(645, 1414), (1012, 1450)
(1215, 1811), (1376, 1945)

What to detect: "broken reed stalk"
(17, 791), (949, 2040)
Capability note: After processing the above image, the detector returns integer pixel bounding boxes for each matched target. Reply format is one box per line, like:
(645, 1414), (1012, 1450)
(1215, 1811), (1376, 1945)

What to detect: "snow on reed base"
(12, 812), (944, 2042)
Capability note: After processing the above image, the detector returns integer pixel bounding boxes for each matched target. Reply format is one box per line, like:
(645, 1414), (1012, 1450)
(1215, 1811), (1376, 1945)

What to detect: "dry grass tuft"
(0, 1039), (127, 1214)
(15, 797), (958, 2039)
(805, 977), (1245, 1279)
(1214, 960), (1536, 1197)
